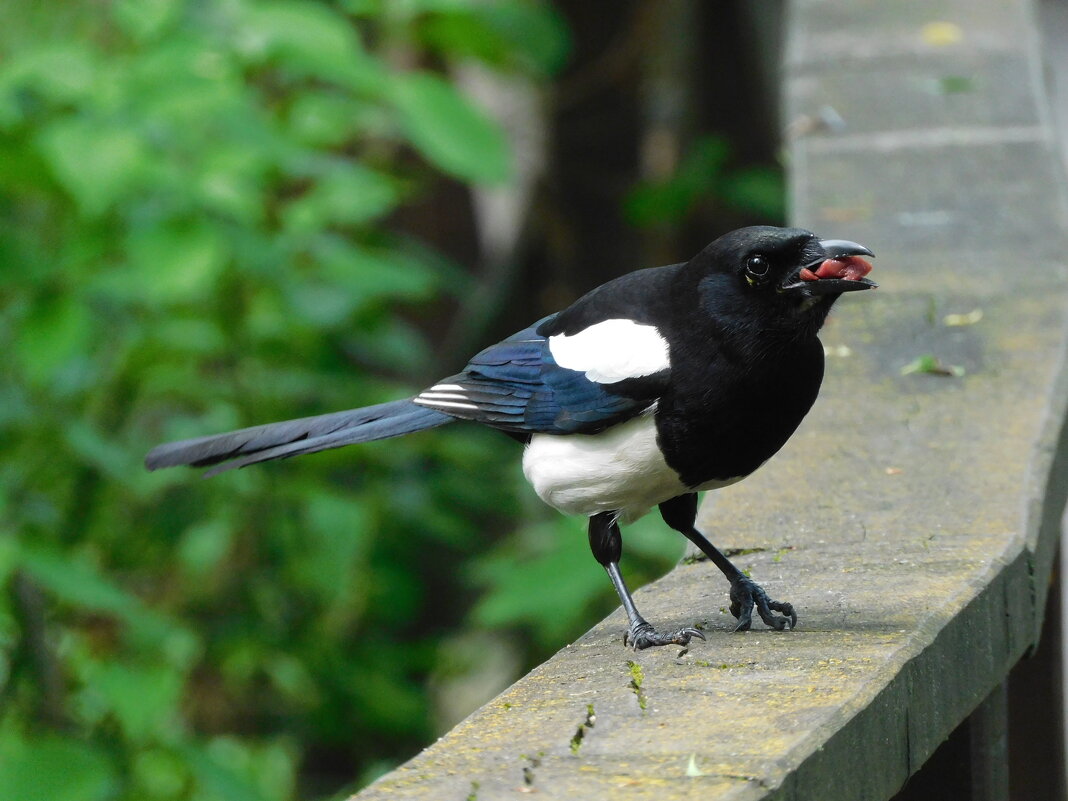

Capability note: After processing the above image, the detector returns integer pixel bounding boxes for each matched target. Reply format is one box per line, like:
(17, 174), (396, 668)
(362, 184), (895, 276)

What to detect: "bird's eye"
(745, 255), (770, 278)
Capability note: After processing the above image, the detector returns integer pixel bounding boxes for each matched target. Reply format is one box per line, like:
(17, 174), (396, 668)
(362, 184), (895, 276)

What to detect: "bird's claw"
(729, 577), (797, 632)
(624, 621), (706, 650)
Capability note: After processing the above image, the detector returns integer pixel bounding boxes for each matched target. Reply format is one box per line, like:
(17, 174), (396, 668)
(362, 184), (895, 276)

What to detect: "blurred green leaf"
(288, 491), (369, 605)
(0, 536), (19, 588)
(315, 239), (440, 305)
(17, 546), (177, 642)
(181, 741), (273, 801)
(150, 317), (227, 353)
(721, 165), (785, 219)
(37, 118), (149, 216)
(388, 71), (509, 184)
(937, 75), (974, 94)
(64, 420), (136, 480)
(120, 219), (229, 305)
(79, 661), (183, 740)
(282, 164), (399, 232)
(111, 0), (183, 42)
(477, 2), (570, 75)
(0, 44), (98, 124)
(286, 92), (376, 147)
(470, 519), (606, 644)
(131, 749), (188, 799)
(207, 737), (298, 801)
(15, 295), (93, 386)
(900, 353), (965, 377)
(0, 733), (116, 801)
(625, 136), (729, 226)
(236, 1), (383, 91)
(419, 3), (570, 75)
(177, 518), (234, 576)
(625, 135), (784, 226)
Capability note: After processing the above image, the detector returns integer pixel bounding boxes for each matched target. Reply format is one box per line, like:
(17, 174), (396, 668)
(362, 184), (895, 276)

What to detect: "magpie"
(146, 226), (875, 650)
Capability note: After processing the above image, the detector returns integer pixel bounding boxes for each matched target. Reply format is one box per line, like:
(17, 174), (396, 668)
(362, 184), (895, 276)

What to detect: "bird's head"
(684, 225), (875, 336)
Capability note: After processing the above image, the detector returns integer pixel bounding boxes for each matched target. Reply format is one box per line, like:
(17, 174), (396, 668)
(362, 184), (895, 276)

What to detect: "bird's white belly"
(522, 414), (739, 524)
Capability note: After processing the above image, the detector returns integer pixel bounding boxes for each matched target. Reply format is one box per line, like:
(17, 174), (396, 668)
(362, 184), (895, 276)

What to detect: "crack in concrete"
(627, 660), (648, 711)
(569, 703), (596, 754)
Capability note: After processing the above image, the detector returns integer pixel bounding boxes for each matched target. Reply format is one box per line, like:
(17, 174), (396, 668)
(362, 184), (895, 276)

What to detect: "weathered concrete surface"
(352, 0), (1068, 798)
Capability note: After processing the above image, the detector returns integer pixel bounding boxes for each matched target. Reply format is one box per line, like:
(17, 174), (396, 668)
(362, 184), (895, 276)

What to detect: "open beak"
(781, 239), (877, 296)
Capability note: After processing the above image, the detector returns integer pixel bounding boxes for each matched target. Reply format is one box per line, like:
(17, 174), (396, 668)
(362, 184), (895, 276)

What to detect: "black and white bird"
(146, 226), (875, 649)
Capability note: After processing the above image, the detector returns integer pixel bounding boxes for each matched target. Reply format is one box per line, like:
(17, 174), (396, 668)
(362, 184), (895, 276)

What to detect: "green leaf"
(388, 71), (509, 184)
(286, 282), (357, 327)
(14, 295), (92, 386)
(131, 749), (188, 800)
(900, 354), (965, 377)
(177, 518), (234, 576)
(477, 2), (571, 75)
(236, 1), (384, 91)
(64, 421), (135, 479)
(151, 317), (227, 353)
(314, 238), (439, 304)
(17, 547), (176, 642)
(624, 136), (730, 226)
(289, 492), (368, 601)
(80, 661), (183, 739)
(111, 0), (183, 42)
(287, 92), (380, 147)
(121, 219), (229, 305)
(0, 536), (18, 588)
(377, 0), (476, 16)
(722, 165), (785, 219)
(37, 118), (149, 216)
(470, 519), (607, 643)
(419, 2), (572, 74)
(342, 316), (431, 372)
(0, 734), (116, 801)
(685, 753), (705, 777)
(0, 45), (98, 125)
(937, 75), (974, 94)
(281, 164), (399, 232)
(181, 741), (274, 801)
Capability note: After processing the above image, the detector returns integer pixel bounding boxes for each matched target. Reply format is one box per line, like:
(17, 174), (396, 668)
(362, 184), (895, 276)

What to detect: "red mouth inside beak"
(799, 255), (874, 283)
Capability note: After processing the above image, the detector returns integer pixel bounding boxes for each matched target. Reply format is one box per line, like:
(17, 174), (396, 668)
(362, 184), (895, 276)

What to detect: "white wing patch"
(413, 383), (478, 412)
(548, 319), (670, 384)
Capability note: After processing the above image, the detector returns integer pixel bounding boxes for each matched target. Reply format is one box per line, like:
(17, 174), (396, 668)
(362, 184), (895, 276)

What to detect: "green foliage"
(624, 135), (785, 227)
(0, 729), (117, 801)
(388, 72), (509, 184)
(0, 1), (570, 800)
(469, 504), (679, 650)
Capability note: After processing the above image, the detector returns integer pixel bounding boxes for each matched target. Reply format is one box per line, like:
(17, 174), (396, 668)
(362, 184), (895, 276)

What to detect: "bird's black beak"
(780, 239), (877, 296)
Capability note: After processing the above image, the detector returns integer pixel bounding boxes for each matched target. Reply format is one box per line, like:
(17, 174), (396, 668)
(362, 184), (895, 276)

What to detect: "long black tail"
(145, 399), (455, 477)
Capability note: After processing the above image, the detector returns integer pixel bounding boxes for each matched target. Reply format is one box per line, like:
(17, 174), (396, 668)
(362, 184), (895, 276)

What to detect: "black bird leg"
(659, 494), (797, 632)
(588, 512), (705, 650)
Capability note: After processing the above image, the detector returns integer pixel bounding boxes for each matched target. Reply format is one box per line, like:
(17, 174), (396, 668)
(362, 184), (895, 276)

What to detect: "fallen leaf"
(901, 354), (965, 377)
(921, 21), (963, 46)
(686, 754), (705, 777)
(943, 308), (983, 326)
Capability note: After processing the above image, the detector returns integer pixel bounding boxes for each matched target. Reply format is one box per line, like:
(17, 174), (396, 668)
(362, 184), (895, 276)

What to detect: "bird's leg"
(588, 512), (705, 650)
(659, 494), (797, 632)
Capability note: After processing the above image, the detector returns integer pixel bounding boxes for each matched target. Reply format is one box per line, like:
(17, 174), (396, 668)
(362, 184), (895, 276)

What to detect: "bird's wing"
(413, 316), (670, 435)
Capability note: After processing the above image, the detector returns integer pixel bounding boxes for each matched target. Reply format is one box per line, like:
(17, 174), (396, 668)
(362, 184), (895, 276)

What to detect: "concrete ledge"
(352, 0), (1068, 798)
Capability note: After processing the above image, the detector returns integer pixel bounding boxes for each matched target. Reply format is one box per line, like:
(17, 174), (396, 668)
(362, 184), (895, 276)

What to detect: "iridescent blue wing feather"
(413, 317), (661, 435)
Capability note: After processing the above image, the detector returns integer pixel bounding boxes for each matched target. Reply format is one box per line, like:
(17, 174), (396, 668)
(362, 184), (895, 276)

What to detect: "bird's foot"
(624, 620), (705, 650)
(729, 577), (797, 632)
